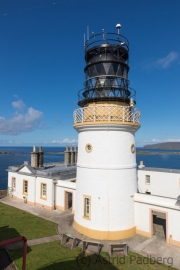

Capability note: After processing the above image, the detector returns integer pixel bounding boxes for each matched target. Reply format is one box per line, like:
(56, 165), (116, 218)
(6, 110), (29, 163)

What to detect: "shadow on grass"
(0, 226), (21, 242)
(0, 226), (31, 268)
(0, 248), (16, 270)
(9, 246), (31, 262)
(37, 252), (120, 270)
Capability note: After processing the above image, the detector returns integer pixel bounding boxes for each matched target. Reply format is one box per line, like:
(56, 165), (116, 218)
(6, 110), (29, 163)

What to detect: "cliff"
(143, 142), (180, 150)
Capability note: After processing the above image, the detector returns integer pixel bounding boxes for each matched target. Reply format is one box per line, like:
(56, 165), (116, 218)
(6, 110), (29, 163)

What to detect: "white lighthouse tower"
(73, 25), (140, 240)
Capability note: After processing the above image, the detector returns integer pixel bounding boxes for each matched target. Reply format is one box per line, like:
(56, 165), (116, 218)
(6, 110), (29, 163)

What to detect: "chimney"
(31, 146), (39, 168)
(70, 145), (75, 164)
(138, 160), (145, 169)
(64, 145), (70, 165)
(74, 145), (78, 164)
(38, 146), (44, 167)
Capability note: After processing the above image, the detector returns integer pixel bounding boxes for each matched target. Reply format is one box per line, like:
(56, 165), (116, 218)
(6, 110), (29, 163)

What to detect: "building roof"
(138, 167), (180, 174)
(8, 162), (76, 178)
(134, 193), (180, 211)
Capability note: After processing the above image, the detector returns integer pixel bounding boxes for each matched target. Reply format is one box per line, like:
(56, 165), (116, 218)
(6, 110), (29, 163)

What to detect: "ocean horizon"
(1, 146), (180, 190)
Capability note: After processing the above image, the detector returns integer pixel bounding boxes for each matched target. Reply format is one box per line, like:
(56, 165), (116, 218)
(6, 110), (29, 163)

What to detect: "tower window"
(85, 143), (93, 153)
(145, 175), (150, 185)
(84, 196), (91, 219)
(131, 144), (135, 153)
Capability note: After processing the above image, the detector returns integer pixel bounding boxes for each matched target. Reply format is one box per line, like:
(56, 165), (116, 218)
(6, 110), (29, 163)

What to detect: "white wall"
(35, 177), (54, 208)
(8, 170), (76, 211)
(134, 193), (180, 244)
(74, 124), (139, 232)
(75, 166), (136, 231)
(56, 180), (76, 212)
(8, 171), (36, 203)
(138, 169), (180, 199)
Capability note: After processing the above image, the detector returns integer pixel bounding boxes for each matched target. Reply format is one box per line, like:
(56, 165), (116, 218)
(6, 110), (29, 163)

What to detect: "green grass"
(9, 241), (176, 270)
(1, 203), (176, 269)
(0, 202), (57, 241)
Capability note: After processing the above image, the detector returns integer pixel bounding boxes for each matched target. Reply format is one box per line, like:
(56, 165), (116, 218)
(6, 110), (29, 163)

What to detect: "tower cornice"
(73, 123), (140, 133)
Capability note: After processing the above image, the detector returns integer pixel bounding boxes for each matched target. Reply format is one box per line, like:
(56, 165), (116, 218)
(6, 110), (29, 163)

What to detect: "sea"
(0, 146), (180, 190)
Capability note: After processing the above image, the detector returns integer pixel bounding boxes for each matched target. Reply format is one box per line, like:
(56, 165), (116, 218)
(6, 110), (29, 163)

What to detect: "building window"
(41, 183), (47, 200)
(84, 197), (91, 218)
(145, 175), (150, 185)
(23, 180), (28, 195)
(12, 177), (16, 191)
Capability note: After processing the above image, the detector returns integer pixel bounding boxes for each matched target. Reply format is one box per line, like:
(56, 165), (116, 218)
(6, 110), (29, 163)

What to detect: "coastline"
(137, 151), (180, 155)
(44, 151), (180, 155)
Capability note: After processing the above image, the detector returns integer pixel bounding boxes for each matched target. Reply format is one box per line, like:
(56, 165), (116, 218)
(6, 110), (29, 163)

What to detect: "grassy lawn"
(0, 202), (57, 241)
(9, 241), (176, 270)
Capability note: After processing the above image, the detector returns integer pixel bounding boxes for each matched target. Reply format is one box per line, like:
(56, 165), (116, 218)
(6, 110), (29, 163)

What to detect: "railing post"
(82, 108), (83, 123)
(74, 111), (78, 123)
(123, 107), (124, 122)
(22, 237), (27, 270)
(94, 107), (95, 122)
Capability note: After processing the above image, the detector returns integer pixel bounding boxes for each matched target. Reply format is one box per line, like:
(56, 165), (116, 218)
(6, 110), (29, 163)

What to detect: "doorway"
(65, 191), (73, 211)
(152, 211), (166, 240)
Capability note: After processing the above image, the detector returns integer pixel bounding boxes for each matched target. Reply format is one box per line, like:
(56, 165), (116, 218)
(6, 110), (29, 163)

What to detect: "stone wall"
(0, 190), (7, 198)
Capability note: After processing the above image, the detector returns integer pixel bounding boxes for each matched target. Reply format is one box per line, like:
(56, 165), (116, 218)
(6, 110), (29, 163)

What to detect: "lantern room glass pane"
(112, 63), (119, 75)
(117, 65), (122, 76)
(103, 63), (110, 74)
(107, 64), (115, 75)
(95, 63), (101, 75)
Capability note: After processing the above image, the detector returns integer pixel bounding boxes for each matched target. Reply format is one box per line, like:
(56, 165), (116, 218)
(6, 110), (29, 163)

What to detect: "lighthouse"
(73, 25), (140, 240)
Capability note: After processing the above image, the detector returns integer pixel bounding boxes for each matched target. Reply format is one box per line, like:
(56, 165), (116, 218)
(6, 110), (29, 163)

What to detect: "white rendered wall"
(8, 170), (76, 210)
(138, 169), (180, 199)
(35, 177), (54, 208)
(8, 172), (18, 197)
(19, 167), (32, 174)
(8, 171), (36, 203)
(134, 193), (180, 244)
(56, 180), (76, 212)
(74, 124), (139, 233)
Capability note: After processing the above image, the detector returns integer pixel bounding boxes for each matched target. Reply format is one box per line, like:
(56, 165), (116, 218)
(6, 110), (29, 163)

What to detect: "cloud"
(155, 52), (179, 69)
(143, 51), (179, 70)
(52, 138), (78, 145)
(0, 101), (44, 135)
(0, 140), (21, 145)
(12, 99), (26, 111)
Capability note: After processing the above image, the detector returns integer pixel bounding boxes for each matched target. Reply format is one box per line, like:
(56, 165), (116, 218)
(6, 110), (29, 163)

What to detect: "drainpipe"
(34, 176), (37, 206)
(53, 180), (57, 210)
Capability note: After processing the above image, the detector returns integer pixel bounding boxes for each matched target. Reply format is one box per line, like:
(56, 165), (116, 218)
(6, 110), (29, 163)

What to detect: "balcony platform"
(73, 105), (140, 126)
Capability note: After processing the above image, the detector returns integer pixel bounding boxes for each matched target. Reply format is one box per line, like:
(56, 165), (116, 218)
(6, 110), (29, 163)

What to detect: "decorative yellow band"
(74, 121), (140, 127)
(73, 220), (136, 240)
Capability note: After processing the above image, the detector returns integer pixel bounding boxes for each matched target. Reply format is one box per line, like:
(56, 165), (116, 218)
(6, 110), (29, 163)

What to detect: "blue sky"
(0, 0), (180, 146)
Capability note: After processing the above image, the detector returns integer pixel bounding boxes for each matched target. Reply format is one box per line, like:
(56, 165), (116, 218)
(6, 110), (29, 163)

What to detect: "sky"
(0, 0), (180, 147)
